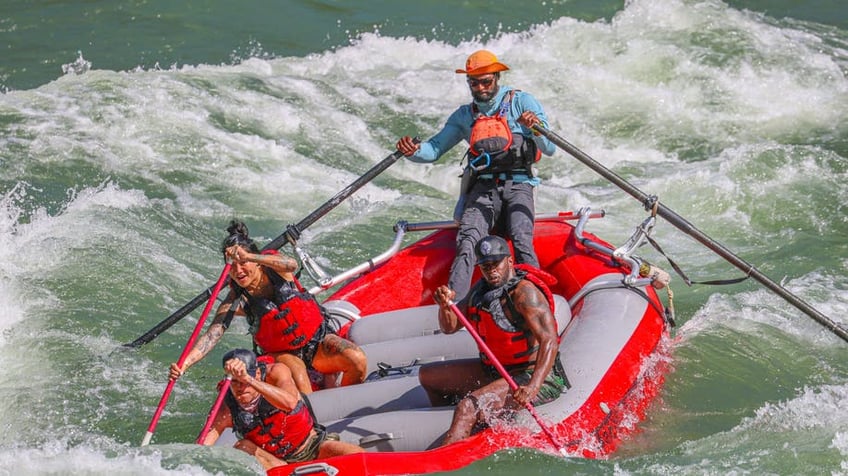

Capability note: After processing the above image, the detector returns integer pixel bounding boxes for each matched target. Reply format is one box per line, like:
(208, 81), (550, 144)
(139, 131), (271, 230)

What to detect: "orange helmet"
(455, 50), (510, 75)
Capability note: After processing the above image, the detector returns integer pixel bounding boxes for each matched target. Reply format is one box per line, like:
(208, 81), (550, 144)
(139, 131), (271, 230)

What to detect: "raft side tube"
(347, 304), (442, 345)
(308, 295), (572, 422)
(311, 280), (654, 453)
(324, 406), (455, 452)
(347, 296), (572, 346)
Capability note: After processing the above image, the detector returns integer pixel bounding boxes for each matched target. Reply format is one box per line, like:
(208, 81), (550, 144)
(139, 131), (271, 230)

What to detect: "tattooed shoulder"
(321, 334), (357, 354)
(512, 281), (548, 315)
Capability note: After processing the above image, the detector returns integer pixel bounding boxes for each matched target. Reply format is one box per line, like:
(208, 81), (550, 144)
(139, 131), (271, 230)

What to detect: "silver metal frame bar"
(305, 210), (608, 295)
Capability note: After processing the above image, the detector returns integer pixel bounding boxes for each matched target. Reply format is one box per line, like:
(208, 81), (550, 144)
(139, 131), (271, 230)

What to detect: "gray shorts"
(450, 179), (539, 302)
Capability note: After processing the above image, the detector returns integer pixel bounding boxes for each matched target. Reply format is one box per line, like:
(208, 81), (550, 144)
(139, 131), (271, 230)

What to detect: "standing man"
(396, 49), (556, 302)
(200, 348), (363, 470)
(418, 236), (567, 445)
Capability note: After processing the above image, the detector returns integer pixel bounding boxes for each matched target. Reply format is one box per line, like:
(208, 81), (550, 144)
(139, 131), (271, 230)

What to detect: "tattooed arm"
(167, 289), (243, 380)
(510, 280), (558, 406)
(225, 245), (298, 280)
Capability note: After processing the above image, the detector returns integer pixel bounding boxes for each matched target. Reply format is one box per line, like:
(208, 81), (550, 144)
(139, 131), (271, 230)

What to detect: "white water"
(1, 0), (846, 474)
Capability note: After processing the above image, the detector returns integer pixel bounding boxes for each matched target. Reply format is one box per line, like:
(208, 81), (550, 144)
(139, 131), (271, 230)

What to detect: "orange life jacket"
(467, 90), (541, 176)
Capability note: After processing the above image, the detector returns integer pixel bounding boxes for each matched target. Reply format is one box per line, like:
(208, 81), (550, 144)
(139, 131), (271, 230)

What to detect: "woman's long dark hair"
(221, 220), (260, 256)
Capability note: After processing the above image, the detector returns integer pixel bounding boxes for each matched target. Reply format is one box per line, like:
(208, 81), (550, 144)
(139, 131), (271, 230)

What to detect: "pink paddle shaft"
(448, 301), (567, 455)
(141, 263), (232, 446)
(196, 376), (232, 444)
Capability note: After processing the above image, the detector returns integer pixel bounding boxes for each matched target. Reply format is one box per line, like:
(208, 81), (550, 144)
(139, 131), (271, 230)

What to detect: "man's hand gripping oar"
(447, 301), (568, 456)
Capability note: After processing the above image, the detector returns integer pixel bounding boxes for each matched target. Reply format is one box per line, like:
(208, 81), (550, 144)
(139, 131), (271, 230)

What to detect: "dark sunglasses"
(467, 77), (495, 87)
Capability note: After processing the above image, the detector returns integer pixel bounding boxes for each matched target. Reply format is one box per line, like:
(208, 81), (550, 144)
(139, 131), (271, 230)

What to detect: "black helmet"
(474, 235), (511, 264)
(222, 348), (257, 375)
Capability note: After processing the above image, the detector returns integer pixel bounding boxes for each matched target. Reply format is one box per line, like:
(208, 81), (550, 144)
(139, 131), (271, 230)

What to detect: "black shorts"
(292, 320), (329, 368)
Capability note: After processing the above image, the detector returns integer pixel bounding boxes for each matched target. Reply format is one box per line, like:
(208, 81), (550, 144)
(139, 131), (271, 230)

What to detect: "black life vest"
(467, 90), (541, 176)
(466, 264), (558, 367)
(225, 363), (315, 459)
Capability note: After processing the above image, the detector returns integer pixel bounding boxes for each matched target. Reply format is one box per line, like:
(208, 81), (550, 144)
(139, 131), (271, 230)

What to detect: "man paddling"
(396, 49), (556, 303)
(418, 235), (567, 445)
(200, 348), (363, 469)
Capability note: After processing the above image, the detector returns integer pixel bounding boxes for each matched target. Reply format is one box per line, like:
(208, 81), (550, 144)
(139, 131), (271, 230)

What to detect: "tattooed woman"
(169, 220), (366, 394)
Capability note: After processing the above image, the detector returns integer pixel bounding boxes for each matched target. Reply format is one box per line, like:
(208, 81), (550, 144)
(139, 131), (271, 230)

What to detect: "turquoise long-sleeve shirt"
(407, 85), (555, 185)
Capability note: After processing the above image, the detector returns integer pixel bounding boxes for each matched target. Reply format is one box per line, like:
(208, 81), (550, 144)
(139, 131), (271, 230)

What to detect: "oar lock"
(642, 194), (659, 216)
(286, 224), (302, 243)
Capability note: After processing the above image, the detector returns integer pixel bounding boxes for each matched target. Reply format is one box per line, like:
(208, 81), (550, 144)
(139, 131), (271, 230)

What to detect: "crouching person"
(200, 348), (364, 469)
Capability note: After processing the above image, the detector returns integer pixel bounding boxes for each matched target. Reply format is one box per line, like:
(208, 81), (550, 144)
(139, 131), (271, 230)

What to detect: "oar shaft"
(535, 126), (848, 343)
(264, 147), (413, 250)
(141, 263), (231, 446)
(124, 287), (216, 348)
(448, 302), (566, 454)
(654, 204), (848, 341)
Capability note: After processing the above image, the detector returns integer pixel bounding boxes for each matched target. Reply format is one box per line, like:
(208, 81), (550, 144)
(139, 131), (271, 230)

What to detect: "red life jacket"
(466, 264), (558, 367)
(225, 363), (315, 459)
(234, 252), (324, 354)
(467, 90), (541, 176)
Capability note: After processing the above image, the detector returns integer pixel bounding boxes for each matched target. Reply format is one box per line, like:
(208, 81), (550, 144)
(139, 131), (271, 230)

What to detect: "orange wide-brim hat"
(455, 50), (510, 75)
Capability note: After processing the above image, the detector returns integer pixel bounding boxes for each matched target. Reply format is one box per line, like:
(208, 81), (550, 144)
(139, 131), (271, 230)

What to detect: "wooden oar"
(448, 302), (568, 456)
(123, 141), (417, 348)
(196, 376), (232, 444)
(141, 263), (231, 446)
(532, 125), (848, 344)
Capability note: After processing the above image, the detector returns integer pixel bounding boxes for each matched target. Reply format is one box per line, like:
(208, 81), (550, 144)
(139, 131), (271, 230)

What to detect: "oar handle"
(140, 263), (231, 446)
(533, 125), (848, 344)
(447, 302), (567, 455)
